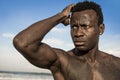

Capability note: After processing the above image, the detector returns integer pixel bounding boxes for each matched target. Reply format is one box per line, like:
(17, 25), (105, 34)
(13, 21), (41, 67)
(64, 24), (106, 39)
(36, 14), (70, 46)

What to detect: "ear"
(99, 24), (105, 35)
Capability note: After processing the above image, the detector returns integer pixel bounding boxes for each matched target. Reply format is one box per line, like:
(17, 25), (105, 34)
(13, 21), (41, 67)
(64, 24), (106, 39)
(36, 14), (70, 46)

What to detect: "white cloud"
(0, 45), (50, 73)
(1, 33), (15, 39)
(105, 48), (120, 57)
(50, 26), (70, 34)
(51, 27), (66, 33)
(42, 38), (64, 47)
(42, 38), (74, 50)
(100, 33), (120, 50)
(112, 34), (120, 38)
(99, 34), (120, 58)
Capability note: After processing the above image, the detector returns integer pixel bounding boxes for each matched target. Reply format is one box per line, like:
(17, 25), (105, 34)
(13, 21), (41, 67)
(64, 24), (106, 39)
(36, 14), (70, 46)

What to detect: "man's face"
(70, 9), (101, 51)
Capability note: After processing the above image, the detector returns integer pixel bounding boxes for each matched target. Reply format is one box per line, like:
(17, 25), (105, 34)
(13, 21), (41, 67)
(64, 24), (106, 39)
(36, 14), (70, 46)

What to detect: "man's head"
(71, 1), (103, 26)
(70, 1), (105, 52)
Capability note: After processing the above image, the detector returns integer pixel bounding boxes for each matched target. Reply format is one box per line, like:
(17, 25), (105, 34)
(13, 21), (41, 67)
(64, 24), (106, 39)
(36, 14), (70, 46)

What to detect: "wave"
(0, 71), (53, 80)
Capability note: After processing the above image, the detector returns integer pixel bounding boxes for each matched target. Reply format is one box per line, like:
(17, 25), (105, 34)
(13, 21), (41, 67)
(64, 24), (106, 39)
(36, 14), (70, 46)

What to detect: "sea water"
(0, 71), (53, 80)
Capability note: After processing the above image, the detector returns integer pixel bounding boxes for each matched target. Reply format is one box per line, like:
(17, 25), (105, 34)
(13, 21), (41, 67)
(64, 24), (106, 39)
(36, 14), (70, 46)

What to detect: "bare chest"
(59, 56), (120, 80)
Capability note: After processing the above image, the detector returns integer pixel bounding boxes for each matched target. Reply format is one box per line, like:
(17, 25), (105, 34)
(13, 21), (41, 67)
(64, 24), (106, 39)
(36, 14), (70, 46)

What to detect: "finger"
(67, 4), (75, 11)
(63, 4), (75, 12)
(68, 4), (75, 8)
(62, 16), (70, 26)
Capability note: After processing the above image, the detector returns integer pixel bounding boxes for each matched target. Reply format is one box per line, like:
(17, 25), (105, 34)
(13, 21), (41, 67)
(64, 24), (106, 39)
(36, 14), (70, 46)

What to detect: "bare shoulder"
(99, 51), (120, 60)
(66, 49), (75, 56)
(53, 48), (68, 56)
(52, 48), (69, 64)
(98, 51), (120, 66)
(50, 48), (69, 72)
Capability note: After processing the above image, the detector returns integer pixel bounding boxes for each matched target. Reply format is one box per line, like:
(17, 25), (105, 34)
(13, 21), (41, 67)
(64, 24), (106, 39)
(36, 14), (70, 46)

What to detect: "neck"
(74, 47), (99, 63)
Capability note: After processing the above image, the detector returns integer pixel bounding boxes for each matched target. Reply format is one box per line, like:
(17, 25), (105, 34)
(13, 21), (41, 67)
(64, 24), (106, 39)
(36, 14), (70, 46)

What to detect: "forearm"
(13, 12), (66, 47)
(13, 4), (75, 51)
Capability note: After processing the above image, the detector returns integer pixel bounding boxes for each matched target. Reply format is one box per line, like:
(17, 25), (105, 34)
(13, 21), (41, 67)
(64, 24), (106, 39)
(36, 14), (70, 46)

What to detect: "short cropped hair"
(71, 1), (103, 25)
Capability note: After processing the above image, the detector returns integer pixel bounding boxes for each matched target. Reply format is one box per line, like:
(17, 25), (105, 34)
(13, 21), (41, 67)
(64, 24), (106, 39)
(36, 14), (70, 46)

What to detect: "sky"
(0, 0), (120, 73)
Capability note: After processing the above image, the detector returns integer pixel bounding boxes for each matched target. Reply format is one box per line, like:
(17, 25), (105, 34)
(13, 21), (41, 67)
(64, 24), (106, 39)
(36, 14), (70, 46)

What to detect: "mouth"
(73, 38), (86, 46)
(74, 41), (86, 46)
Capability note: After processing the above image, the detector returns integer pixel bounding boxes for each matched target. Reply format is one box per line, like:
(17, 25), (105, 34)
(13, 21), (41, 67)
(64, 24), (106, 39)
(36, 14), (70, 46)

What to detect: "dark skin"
(13, 4), (120, 80)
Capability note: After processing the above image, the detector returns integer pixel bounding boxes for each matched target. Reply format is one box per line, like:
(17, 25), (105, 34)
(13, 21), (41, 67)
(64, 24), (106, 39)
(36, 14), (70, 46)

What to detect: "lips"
(74, 41), (86, 46)
(73, 38), (86, 45)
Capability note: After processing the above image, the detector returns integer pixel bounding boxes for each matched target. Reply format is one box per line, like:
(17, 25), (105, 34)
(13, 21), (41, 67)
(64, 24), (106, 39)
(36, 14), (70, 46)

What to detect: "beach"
(0, 71), (53, 80)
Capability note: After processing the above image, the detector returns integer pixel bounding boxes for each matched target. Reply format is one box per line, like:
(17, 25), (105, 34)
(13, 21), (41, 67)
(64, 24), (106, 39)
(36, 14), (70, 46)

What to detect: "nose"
(75, 27), (84, 37)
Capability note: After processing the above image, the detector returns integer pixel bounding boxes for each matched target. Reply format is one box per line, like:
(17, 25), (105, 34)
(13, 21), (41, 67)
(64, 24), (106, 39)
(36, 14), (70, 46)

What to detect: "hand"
(61, 4), (75, 26)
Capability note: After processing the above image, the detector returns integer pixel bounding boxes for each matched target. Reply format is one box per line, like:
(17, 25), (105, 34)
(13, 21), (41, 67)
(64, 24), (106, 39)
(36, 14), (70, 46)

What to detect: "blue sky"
(0, 0), (120, 73)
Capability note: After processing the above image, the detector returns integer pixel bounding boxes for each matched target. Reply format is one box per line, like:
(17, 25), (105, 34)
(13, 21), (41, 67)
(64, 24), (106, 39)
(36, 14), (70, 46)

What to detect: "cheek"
(84, 33), (99, 50)
(86, 30), (99, 45)
(87, 27), (99, 38)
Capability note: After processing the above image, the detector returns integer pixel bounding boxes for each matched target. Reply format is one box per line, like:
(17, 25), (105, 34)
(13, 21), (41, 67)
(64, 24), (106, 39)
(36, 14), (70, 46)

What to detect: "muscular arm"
(13, 4), (74, 69)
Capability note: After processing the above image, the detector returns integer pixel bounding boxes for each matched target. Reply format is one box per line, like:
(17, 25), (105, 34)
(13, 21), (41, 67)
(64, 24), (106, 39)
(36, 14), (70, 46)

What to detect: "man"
(13, 1), (120, 80)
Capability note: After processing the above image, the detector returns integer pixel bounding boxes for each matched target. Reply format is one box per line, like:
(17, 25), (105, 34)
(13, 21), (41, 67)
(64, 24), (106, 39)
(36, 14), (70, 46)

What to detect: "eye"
(81, 24), (90, 29)
(71, 25), (78, 29)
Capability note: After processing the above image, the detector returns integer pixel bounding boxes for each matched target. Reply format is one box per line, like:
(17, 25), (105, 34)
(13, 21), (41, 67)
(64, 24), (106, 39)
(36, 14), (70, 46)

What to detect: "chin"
(76, 46), (86, 50)
(75, 45), (89, 51)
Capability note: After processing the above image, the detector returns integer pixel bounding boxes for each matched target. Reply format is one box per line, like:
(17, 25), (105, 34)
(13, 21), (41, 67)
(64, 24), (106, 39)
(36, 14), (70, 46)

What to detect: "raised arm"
(13, 4), (74, 69)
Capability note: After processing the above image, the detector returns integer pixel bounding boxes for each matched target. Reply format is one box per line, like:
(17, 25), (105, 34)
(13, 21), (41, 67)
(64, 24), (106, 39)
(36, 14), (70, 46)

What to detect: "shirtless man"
(13, 1), (120, 80)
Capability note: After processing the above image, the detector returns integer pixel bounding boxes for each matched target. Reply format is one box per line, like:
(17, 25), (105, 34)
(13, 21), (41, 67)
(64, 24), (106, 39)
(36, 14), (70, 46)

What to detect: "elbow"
(13, 36), (19, 48)
(13, 36), (26, 50)
(13, 35), (39, 53)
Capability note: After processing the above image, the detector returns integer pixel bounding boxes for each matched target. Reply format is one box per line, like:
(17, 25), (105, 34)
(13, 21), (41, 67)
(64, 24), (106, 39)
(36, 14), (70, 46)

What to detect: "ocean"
(0, 71), (53, 80)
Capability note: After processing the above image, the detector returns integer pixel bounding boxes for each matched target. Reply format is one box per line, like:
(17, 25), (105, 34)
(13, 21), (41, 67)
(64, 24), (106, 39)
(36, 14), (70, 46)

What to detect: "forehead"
(71, 9), (98, 23)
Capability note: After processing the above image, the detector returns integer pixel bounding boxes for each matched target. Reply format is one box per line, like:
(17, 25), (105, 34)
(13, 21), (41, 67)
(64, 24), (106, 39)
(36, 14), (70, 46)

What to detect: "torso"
(50, 49), (120, 80)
